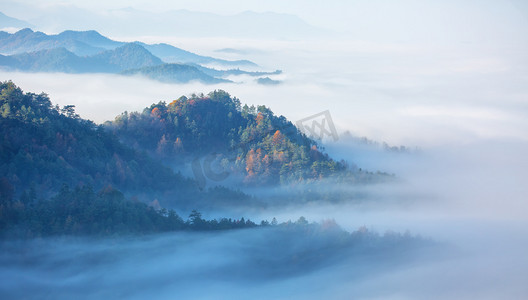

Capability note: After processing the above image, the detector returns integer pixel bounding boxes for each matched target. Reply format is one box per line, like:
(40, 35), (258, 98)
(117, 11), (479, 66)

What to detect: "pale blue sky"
(2, 0), (528, 42)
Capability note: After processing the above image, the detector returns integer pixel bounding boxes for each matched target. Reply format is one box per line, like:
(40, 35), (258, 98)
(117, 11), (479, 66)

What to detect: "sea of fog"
(1, 32), (527, 299)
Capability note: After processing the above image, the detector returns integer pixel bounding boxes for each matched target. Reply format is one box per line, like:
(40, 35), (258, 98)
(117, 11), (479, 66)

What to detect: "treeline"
(0, 182), (374, 240)
(1, 182), (424, 250)
(0, 184), (275, 238)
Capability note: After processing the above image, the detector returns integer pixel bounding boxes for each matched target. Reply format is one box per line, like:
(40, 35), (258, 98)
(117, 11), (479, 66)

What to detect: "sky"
(2, 0), (528, 39)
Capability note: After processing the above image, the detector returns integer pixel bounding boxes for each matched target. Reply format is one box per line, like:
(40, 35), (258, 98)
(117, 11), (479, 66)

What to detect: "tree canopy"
(106, 90), (350, 185)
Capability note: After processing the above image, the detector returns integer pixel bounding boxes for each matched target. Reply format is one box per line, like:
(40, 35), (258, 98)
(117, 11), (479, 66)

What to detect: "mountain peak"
(14, 28), (34, 35)
(59, 29), (103, 37)
(93, 43), (163, 72)
(114, 42), (153, 54)
(56, 29), (121, 49)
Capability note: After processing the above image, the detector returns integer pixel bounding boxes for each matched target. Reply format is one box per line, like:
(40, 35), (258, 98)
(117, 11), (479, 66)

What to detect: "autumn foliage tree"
(105, 89), (352, 186)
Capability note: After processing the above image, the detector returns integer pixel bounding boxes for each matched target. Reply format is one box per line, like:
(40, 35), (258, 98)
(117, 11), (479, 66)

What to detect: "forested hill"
(0, 81), (176, 193)
(1, 81), (385, 210)
(0, 81), (248, 207)
(106, 90), (377, 186)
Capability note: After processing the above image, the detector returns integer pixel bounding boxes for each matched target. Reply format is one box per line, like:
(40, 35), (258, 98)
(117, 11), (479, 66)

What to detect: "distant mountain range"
(0, 28), (117, 56)
(135, 42), (256, 67)
(0, 11), (32, 29)
(0, 28), (256, 66)
(0, 28), (283, 84)
(0, 44), (162, 73)
(0, 8), (330, 39)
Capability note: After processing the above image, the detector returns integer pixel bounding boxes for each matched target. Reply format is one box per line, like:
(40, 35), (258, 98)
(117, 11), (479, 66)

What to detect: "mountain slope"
(0, 54), (16, 66)
(106, 90), (363, 186)
(56, 30), (123, 49)
(0, 81), (387, 210)
(138, 42), (257, 67)
(90, 43), (163, 72)
(0, 46), (245, 83)
(0, 28), (105, 56)
(121, 63), (231, 84)
(0, 81), (254, 211)
(9, 47), (91, 72)
(0, 81), (192, 195)
(0, 43), (164, 73)
(0, 28), (258, 67)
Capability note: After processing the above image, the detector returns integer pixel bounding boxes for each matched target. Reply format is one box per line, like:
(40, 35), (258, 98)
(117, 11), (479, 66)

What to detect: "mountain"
(106, 90), (382, 186)
(121, 63), (281, 84)
(0, 28), (258, 67)
(56, 30), (122, 50)
(137, 42), (257, 67)
(0, 28), (274, 82)
(0, 44), (265, 84)
(0, 81), (182, 193)
(0, 80), (389, 211)
(0, 46), (235, 83)
(0, 43), (164, 73)
(0, 81), (249, 209)
(121, 63), (230, 84)
(0, 11), (32, 29)
(9, 47), (91, 72)
(0, 28), (105, 56)
(0, 54), (16, 66)
(91, 43), (163, 72)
